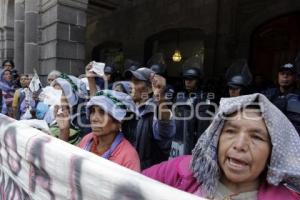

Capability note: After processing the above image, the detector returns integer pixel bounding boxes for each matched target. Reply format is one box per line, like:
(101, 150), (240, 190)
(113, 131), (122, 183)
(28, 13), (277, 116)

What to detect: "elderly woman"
(143, 93), (300, 199)
(47, 70), (61, 85)
(78, 90), (140, 172)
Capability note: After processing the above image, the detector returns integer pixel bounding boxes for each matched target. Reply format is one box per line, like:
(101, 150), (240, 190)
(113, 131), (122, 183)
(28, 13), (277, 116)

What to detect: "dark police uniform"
(263, 87), (300, 135)
(171, 67), (213, 158)
(263, 63), (300, 135)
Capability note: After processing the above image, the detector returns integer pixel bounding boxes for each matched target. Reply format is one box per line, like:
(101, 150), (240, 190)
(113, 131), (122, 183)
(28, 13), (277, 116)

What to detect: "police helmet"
(182, 67), (201, 79)
(227, 75), (246, 89)
(279, 63), (296, 74)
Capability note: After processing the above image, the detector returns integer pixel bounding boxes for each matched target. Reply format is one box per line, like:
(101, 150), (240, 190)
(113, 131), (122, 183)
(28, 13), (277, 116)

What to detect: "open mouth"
(227, 157), (249, 169)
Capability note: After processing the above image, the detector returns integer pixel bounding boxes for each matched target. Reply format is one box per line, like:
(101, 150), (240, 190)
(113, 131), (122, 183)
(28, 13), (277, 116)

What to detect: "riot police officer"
(227, 75), (248, 97)
(171, 66), (213, 158)
(263, 63), (300, 134)
(225, 59), (252, 97)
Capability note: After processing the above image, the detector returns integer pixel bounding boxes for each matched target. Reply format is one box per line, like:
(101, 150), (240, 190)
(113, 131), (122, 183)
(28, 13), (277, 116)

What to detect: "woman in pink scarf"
(143, 93), (300, 200)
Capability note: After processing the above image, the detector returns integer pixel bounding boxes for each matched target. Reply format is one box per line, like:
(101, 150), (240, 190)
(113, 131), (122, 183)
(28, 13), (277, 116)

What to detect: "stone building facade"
(0, 0), (88, 81)
(0, 0), (299, 81)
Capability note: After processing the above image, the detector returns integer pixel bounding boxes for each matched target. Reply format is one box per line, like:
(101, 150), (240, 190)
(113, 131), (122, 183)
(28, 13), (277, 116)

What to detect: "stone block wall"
(0, 0), (15, 66)
(39, 0), (88, 80)
(0, 27), (14, 63)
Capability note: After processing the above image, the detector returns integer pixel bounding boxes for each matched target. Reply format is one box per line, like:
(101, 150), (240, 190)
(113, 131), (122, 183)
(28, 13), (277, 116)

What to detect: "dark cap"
(279, 63), (296, 73)
(182, 67), (201, 79)
(123, 65), (140, 76)
(127, 65), (140, 72)
(104, 65), (115, 74)
(125, 67), (154, 82)
(227, 75), (246, 89)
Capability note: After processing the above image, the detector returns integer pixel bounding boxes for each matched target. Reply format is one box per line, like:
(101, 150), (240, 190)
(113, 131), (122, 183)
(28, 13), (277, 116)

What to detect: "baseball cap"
(125, 67), (154, 82)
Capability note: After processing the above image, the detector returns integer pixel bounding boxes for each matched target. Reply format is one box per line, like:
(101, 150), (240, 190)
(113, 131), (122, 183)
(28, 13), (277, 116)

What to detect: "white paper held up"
(29, 70), (42, 92)
(90, 61), (105, 76)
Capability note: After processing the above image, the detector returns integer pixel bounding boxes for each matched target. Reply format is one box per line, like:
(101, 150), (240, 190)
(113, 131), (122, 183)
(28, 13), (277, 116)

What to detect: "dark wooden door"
(251, 13), (300, 82)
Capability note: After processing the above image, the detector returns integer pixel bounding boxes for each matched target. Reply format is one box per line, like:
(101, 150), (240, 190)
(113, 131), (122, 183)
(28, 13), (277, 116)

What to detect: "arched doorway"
(144, 28), (205, 78)
(251, 12), (300, 83)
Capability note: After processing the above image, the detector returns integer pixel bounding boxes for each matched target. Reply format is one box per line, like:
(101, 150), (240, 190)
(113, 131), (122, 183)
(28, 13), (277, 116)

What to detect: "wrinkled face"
(229, 87), (241, 97)
(278, 71), (296, 88)
(131, 77), (150, 103)
(218, 109), (271, 185)
(184, 79), (198, 92)
(3, 70), (12, 82)
(90, 106), (120, 136)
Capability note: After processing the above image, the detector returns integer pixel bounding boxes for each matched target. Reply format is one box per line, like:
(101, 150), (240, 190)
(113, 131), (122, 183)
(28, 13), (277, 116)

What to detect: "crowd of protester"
(0, 56), (300, 199)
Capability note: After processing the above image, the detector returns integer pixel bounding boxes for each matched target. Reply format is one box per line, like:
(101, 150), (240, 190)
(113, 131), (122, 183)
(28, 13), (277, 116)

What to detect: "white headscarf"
(87, 90), (137, 122)
(51, 74), (87, 107)
(191, 93), (300, 197)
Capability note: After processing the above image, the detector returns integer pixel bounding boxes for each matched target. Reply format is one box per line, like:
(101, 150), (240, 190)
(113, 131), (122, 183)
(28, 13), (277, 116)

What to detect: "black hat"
(104, 65), (115, 74)
(227, 75), (246, 89)
(279, 63), (296, 73)
(125, 67), (154, 82)
(182, 67), (201, 79)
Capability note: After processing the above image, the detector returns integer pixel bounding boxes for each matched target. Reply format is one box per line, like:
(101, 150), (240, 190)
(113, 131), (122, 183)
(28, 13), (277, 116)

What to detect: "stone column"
(39, 0), (88, 79)
(0, 0), (15, 65)
(2, 27), (14, 62)
(24, 0), (39, 74)
(14, 0), (25, 73)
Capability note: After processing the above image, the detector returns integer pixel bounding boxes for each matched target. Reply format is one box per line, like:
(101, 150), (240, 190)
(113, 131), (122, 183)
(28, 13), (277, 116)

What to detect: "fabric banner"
(0, 114), (204, 200)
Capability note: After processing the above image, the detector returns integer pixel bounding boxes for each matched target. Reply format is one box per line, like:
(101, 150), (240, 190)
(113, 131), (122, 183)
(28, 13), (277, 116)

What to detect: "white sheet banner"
(0, 114), (204, 200)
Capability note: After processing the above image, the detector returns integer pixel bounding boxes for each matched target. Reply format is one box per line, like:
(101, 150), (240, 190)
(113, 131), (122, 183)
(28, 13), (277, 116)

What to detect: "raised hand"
(150, 73), (166, 103)
(85, 62), (96, 78)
